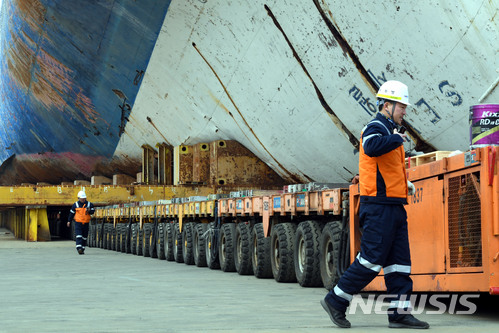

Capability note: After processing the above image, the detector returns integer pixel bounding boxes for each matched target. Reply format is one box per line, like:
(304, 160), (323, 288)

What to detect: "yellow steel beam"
(0, 185), (217, 206)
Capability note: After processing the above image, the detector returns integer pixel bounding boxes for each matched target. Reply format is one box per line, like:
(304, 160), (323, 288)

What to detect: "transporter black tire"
(182, 222), (195, 265)
(89, 222), (94, 247)
(96, 221), (103, 248)
(219, 223), (237, 272)
(94, 222), (99, 248)
(251, 223), (272, 278)
(131, 224), (138, 255)
(148, 223), (158, 259)
(118, 223), (128, 253)
(121, 225), (126, 252)
(88, 223), (94, 248)
(235, 222), (253, 275)
(103, 224), (109, 250)
(93, 222), (98, 247)
(320, 221), (342, 290)
(206, 222), (220, 270)
(111, 225), (117, 251)
(115, 224), (122, 252)
(156, 223), (166, 260)
(270, 223), (297, 283)
(294, 220), (323, 287)
(194, 223), (208, 267)
(93, 221), (98, 247)
(107, 224), (113, 250)
(136, 227), (143, 256)
(124, 223), (132, 254)
(173, 222), (184, 263)
(142, 223), (151, 257)
(164, 223), (175, 261)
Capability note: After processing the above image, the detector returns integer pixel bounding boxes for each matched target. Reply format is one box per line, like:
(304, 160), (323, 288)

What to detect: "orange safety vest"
(359, 118), (408, 204)
(74, 203), (91, 223)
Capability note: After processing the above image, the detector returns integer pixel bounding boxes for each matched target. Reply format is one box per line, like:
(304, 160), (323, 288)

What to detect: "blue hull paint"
(0, 0), (171, 181)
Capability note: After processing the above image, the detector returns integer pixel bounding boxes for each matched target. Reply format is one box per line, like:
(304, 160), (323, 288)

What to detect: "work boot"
(320, 298), (351, 328)
(77, 248), (84, 255)
(389, 314), (429, 329)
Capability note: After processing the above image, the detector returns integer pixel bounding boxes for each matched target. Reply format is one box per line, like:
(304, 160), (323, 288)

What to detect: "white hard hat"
(77, 191), (87, 199)
(376, 80), (411, 106)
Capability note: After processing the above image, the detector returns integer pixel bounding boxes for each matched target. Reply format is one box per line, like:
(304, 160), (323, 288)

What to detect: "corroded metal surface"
(0, 0), (172, 184)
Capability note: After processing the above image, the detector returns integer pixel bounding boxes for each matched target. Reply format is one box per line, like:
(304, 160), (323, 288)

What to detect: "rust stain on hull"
(314, 0), (378, 92)
(146, 116), (172, 146)
(314, 0), (435, 153)
(265, 4), (360, 151)
(192, 42), (302, 183)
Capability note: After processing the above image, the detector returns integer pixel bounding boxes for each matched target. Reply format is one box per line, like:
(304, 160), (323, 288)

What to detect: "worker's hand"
(86, 208), (90, 215)
(407, 181), (416, 196)
(67, 221), (70, 228)
(393, 128), (407, 141)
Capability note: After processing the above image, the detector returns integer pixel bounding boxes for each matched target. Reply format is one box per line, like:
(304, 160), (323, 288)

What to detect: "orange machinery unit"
(349, 147), (499, 294)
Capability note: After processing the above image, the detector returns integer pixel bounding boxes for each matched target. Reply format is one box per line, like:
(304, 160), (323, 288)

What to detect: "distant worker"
(67, 191), (95, 255)
(321, 80), (429, 329)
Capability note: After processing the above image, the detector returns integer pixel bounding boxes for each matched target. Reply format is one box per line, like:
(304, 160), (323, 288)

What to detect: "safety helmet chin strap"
(377, 99), (398, 128)
(389, 102), (397, 124)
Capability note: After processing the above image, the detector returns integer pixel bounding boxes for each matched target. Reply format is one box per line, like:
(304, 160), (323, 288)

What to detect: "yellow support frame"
(0, 185), (216, 206)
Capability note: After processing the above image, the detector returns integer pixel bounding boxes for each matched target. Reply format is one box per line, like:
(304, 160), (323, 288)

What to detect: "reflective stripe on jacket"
(359, 113), (408, 204)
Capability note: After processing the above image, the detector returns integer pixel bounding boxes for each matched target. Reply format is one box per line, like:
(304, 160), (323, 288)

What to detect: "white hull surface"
(115, 0), (498, 182)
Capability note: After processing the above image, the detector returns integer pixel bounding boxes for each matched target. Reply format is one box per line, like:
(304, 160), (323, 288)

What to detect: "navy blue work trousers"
(326, 203), (413, 318)
(74, 222), (89, 251)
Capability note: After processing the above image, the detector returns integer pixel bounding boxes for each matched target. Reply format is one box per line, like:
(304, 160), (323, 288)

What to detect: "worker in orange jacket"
(67, 191), (95, 255)
(321, 81), (429, 329)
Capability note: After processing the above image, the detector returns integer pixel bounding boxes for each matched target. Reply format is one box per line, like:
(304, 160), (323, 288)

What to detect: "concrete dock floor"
(1, 228), (498, 333)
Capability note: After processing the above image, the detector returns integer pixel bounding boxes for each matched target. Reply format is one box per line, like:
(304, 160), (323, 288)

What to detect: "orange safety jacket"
(359, 113), (408, 205)
(69, 200), (95, 224)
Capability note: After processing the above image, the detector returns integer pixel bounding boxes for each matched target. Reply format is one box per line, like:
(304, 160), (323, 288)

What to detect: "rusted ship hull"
(1, 0), (498, 184)
(0, 0), (171, 183)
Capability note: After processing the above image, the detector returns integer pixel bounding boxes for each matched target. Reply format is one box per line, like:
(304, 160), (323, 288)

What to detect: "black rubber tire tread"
(116, 223), (125, 252)
(206, 222), (220, 270)
(107, 223), (113, 250)
(131, 224), (138, 255)
(103, 224), (109, 250)
(136, 227), (143, 256)
(124, 223), (132, 254)
(251, 223), (272, 278)
(101, 224), (107, 249)
(294, 220), (323, 287)
(111, 224), (117, 251)
(121, 224), (128, 253)
(149, 223), (158, 259)
(235, 222), (253, 275)
(97, 221), (104, 248)
(93, 221), (98, 247)
(142, 223), (151, 257)
(88, 223), (94, 248)
(219, 223), (237, 272)
(173, 222), (184, 263)
(115, 224), (122, 252)
(270, 223), (297, 283)
(94, 222), (99, 248)
(182, 222), (195, 265)
(156, 223), (166, 260)
(164, 223), (175, 261)
(193, 223), (208, 267)
(320, 221), (342, 290)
